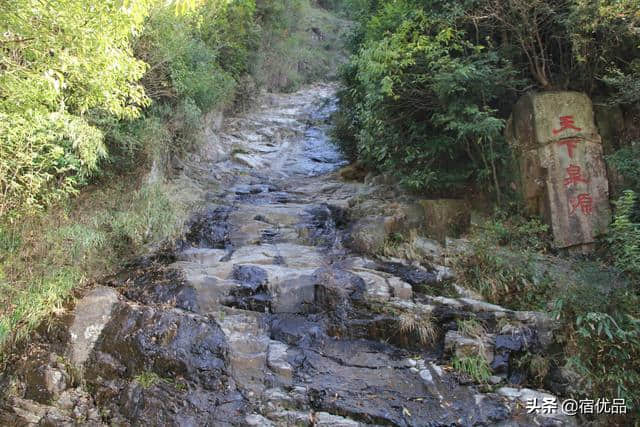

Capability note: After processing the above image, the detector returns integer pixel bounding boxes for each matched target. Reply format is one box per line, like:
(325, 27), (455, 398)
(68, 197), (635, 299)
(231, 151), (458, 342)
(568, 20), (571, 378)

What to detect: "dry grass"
(398, 312), (438, 345)
(456, 318), (487, 339)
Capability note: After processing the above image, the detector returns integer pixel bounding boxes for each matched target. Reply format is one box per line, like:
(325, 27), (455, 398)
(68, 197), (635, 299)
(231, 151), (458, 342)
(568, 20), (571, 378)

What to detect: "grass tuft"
(398, 312), (437, 345)
(456, 318), (486, 339)
(452, 354), (492, 383)
(134, 371), (164, 389)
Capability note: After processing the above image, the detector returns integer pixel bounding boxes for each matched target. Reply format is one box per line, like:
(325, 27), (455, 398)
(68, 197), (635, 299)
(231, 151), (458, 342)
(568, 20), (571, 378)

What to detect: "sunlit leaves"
(0, 0), (154, 217)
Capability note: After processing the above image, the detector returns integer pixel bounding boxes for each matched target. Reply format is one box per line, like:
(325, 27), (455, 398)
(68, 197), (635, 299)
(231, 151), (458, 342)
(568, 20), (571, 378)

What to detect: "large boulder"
(67, 286), (120, 371)
(507, 91), (611, 251)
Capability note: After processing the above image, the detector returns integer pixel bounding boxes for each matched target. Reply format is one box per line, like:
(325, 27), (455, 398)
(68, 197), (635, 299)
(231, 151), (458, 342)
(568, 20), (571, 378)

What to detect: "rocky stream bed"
(1, 85), (577, 426)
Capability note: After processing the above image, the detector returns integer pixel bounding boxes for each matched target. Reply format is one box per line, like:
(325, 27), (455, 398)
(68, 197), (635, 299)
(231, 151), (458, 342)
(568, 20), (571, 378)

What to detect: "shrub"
(0, 0), (152, 218)
(337, 2), (521, 195)
(137, 5), (237, 112)
(456, 318), (486, 339)
(553, 269), (640, 417)
(607, 146), (640, 194)
(608, 190), (640, 278)
(0, 111), (105, 218)
(398, 312), (437, 345)
(0, 268), (81, 348)
(107, 184), (179, 252)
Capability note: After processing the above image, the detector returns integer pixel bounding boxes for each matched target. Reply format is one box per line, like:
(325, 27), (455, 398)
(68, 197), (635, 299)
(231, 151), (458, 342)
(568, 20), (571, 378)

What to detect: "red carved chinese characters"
(553, 115), (582, 135)
(553, 116), (594, 216)
(569, 193), (593, 216)
(556, 138), (582, 159)
(564, 164), (588, 187)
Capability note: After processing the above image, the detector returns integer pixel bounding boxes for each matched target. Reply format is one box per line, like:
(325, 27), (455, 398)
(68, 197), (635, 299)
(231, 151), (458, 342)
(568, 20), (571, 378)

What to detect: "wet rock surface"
(1, 84), (576, 426)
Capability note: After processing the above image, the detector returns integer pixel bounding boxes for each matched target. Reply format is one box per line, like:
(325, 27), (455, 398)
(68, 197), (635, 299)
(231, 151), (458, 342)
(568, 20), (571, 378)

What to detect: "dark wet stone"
(508, 371), (527, 386)
(233, 184), (272, 196)
(183, 206), (232, 249)
(273, 192), (292, 203)
(271, 275), (317, 314)
(495, 334), (525, 352)
(84, 302), (248, 425)
(40, 408), (75, 425)
(18, 352), (61, 403)
(312, 267), (366, 308)
(87, 303), (230, 390)
(225, 265), (271, 312)
(100, 380), (246, 426)
(301, 343), (484, 426)
(431, 305), (469, 325)
(302, 203), (344, 246)
(233, 186), (251, 195)
(112, 265), (198, 312)
(373, 261), (438, 286)
(260, 228), (280, 243)
(491, 352), (510, 374)
(224, 292), (272, 313)
(270, 314), (327, 347)
(231, 265), (269, 293)
(477, 395), (511, 423)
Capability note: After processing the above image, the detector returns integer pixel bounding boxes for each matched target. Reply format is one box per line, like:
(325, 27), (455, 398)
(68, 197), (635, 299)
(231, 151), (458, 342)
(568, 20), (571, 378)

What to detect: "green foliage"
(479, 214), (551, 252)
(47, 183), (178, 260)
(110, 0), (255, 168)
(107, 185), (179, 251)
(608, 190), (640, 278)
(553, 270), (640, 415)
(0, 226), (21, 255)
(134, 371), (165, 389)
(452, 354), (491, 383)
(1, 0), (151, 119)
(460, 209), (640, 415)
(607, 146), (640, 194)
(251, 0), (350, 92)
(48, 225), (108, 263)
(454, 215), (554, 310)
(603, 64), (640, 106)
(0, 0), (269, 219)
(567, 0), (640, 99)
(0, 268), (80, 348)
(0, 111), (106, 217)
(0, 0), (153, 218)
(137, 3), (238, 111)
(337, 1), (521, 194)
(569, 311), (640, 410)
